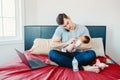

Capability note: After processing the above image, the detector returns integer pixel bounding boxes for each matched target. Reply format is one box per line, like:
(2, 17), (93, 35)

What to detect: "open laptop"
(15, 49), (47, 69)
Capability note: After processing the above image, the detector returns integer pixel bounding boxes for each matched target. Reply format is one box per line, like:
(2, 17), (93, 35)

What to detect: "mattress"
(0, 51), (120, 80)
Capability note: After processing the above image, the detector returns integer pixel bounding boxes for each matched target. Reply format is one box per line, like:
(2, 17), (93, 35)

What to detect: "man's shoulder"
(76, 24), (88, 30)
(56, 26), (64, 30)
(76, 24), (86, 28)
(56, 26), (66, 32)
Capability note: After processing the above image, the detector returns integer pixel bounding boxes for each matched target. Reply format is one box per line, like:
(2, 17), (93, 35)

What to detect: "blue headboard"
(24, 25), (106, 51)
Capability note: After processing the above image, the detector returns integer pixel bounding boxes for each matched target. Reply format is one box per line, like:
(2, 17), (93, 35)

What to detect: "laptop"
(15, 49), (47, 69)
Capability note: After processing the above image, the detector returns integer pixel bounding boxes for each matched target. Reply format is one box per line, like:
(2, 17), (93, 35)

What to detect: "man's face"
(60, 18), (73, 31)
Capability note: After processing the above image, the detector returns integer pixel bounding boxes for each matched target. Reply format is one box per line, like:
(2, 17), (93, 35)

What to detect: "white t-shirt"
(53, 24), (90, 43)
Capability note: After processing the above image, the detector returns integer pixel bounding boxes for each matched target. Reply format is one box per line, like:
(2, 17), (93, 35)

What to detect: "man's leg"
(49, 50), (96, 69)
(49, 50), (100, 73)
(74, 50), (100, 73)
(48, 50), (73, 68)
(74, 50), (96, 66)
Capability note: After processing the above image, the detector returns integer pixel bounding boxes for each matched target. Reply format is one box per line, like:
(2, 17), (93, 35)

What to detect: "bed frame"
(2, 25), (120, 80)
(24, 25), (106, 51)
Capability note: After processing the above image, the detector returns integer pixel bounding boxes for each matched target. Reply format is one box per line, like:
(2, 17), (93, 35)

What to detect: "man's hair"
(83, 36), (90, 43)
(56, 13), (69, 25)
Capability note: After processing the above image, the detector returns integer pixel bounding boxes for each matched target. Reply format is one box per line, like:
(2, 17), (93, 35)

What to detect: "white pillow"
(29, 38), (52, 55)
(90, 38), (105, 57)
(29, 38), (105, 57)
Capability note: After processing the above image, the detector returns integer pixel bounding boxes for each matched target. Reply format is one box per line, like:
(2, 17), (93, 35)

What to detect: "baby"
(61, 35), (90, 52)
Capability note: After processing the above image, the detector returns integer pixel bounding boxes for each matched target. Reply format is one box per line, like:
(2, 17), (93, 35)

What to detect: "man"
(47, 13), (100, 73)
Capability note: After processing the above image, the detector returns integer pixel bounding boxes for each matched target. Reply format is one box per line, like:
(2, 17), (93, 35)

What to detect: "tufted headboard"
(24, 25), (106, 52)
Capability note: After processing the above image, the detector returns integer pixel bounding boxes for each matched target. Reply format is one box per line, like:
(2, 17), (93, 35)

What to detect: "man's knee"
(88, 50), (96, 58)
(48, 50), (58, 60)
(86, 50), (96, 58)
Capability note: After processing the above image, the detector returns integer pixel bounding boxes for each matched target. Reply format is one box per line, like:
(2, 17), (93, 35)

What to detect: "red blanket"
(0, 51), (120, 80)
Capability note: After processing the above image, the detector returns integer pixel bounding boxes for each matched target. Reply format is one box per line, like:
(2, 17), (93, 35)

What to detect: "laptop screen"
(15, 49), (30, 67)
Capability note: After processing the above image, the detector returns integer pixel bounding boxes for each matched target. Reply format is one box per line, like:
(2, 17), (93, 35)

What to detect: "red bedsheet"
(0, 51), (120, 80)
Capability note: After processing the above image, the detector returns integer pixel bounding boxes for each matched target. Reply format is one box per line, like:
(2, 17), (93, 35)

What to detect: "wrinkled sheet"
(0, 51), (120, 80)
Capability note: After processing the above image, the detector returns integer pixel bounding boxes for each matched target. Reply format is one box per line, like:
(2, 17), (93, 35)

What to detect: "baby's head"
(80, 36), (90, 44)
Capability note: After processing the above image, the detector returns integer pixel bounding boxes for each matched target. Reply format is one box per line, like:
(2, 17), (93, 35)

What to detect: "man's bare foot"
(45, 59), (58, 66)
(94, 59), (109, 70)
(83, 65), (100, 73)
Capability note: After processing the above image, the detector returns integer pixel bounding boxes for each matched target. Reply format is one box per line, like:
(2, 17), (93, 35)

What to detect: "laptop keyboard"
(28, 59), (46, 69)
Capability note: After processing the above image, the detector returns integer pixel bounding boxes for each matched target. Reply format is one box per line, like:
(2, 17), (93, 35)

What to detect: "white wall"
(0, 0), (25, 65)
(24, 0), (38, 24)
(0, 43), (24, 64)
(25, 0), (120, 64)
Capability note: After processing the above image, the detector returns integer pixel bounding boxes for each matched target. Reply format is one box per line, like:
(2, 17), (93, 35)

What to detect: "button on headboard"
(24, 25), (106, 51)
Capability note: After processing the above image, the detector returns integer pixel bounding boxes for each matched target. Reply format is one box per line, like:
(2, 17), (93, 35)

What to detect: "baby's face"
(80, 36), (87, 42)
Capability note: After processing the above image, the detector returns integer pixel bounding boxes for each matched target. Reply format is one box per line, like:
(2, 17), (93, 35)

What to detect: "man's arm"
(77, 40), (92, 49)
(50, 36), (76, 49)
(50, 36), (68, 49)
(75, 36), (92, 50)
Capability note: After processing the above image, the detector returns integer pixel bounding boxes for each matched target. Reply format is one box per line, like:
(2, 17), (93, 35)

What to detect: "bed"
(0, 25), (120, 80)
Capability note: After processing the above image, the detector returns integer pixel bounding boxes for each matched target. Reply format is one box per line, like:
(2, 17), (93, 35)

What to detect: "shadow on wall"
(106, 26), (119, 64)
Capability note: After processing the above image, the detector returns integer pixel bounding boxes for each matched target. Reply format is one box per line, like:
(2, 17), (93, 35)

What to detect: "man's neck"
(70, 23), (76, 32)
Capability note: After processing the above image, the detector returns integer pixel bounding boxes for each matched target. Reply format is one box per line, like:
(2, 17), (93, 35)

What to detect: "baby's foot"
(94, 59), (109, 70)
(83, 65), (100, 73)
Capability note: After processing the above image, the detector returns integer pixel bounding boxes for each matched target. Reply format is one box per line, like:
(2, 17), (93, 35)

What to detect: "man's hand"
(66, 38), (76, 45)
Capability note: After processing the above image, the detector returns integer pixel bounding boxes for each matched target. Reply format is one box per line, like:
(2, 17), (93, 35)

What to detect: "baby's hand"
(65, 44), (76, 52)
